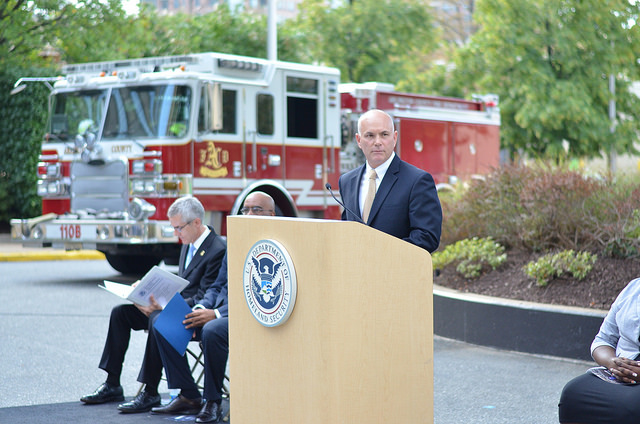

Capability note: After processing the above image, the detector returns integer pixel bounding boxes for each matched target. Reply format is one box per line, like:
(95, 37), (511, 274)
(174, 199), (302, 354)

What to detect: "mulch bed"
(434, 248), (640, 310)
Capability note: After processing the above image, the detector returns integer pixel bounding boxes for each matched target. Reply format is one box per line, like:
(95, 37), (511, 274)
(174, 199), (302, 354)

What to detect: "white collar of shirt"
(359, 152), (395, 213)
(191, 226), (210, 253)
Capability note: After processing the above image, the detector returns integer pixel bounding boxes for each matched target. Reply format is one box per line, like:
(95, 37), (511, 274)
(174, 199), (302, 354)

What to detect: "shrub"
(440, 163), (640, 258)
(0, 64), (50, 228)
(439, 164), (531, 247)
(522, 250), (598, 286)
(433, 237), (507, 279)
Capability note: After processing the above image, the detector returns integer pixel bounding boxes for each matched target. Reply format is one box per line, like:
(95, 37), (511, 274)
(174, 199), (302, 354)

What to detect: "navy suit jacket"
(338, 155), (442, 253)
(178, 226), (227, 307)
(199, 251), (228, 318)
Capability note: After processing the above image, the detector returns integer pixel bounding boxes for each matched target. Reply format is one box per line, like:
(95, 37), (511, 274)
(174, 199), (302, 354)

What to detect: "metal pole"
(267, 0), (277, 61)
(609, 73), (617, 174)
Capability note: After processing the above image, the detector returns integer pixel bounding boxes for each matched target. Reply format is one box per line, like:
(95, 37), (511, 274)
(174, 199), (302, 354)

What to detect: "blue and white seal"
(243, 239), (297, 327)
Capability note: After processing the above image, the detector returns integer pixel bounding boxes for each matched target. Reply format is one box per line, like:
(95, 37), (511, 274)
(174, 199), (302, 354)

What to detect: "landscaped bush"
(522, 250), (598, 286)
(439, 163), (640, 258)
(432, 237), (506, 279)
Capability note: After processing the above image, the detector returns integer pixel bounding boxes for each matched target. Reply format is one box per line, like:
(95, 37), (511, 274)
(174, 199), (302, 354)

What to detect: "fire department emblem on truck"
(199, 141), (229, 178)
(243, 239), (297, 327)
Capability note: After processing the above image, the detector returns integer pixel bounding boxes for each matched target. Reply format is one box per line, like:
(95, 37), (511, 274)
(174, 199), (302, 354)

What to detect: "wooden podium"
(227, 216), (433, 423)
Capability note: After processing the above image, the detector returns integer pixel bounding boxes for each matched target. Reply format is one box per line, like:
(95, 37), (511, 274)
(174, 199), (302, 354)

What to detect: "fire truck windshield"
(47, 89), (106, 142)
(46, 84), (192, 143)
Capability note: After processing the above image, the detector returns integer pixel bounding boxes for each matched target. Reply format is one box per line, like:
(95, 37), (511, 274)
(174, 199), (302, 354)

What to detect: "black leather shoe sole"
(80, 383), (125, 404)
(81, 393), (125, 404)
(81, 396), (124, 405)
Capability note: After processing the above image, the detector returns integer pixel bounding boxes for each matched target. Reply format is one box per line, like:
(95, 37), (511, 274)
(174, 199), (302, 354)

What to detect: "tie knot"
(368, 169), (377, 180)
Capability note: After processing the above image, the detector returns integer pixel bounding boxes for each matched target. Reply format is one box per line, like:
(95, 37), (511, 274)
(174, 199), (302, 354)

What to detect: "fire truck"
(10, 52), (500, 274)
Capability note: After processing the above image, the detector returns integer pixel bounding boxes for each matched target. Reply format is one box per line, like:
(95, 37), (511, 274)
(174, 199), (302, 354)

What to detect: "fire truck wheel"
(104, 253), (162, 276)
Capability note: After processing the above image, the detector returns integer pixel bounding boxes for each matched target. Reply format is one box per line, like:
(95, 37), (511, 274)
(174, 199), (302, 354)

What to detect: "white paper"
(99, 280), (134, 299)
(100, 266), (189, 308)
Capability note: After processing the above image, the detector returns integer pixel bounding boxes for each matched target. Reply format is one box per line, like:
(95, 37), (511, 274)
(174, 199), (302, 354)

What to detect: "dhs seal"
(243, 239), (297, 327)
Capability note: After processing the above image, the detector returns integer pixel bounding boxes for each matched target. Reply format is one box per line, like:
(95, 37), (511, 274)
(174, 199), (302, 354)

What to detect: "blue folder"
(154, 293), (193, 356)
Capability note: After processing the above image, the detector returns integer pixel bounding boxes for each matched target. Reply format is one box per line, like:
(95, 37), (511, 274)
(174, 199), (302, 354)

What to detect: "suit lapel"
(178, 244), (188, 276)
(367, 156), (400, 224)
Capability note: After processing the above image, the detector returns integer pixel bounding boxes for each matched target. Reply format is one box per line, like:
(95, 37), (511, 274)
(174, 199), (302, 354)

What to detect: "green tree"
(0, 1), (69, 225)
(51, 0), (158, 63)
(452, 0), (640, 161)
(0, 0), (71, 65)
(63, 3), (303, 62)
(290, 0), (438, 83)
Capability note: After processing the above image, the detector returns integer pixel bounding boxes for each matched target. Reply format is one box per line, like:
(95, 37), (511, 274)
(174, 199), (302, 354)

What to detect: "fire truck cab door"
(244, 87), (282, 180)
(282, 74), (325, 188)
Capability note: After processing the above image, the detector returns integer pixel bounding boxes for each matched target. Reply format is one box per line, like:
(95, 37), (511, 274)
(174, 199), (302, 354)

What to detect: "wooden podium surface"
(227, 216), (433, 423)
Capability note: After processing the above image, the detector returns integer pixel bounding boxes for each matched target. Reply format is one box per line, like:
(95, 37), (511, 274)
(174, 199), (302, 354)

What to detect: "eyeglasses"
(173, 220), (193, 233)
(240, 206), (273, 215)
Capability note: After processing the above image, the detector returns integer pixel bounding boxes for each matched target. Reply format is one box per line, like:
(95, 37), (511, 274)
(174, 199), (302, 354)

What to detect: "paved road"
(0, 242), (593, 423)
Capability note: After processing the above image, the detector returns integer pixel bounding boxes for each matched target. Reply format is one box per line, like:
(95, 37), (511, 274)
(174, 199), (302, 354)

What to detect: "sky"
(122, 0), (139, 15)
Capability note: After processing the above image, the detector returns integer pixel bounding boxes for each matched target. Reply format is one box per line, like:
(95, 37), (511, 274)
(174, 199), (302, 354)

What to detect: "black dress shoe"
(80, 382), (124, 404)
(196, 400), (222, 423)
(151, 394), (202, 415)
(117, 390), (161, 413)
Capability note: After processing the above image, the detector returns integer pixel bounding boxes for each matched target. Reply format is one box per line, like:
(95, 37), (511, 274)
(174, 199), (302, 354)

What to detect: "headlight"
(128, 197), (156, 221)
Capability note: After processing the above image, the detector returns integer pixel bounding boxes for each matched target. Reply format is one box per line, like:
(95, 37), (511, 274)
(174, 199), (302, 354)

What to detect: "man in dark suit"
(149, 191), (276, 423)
(80, 196), (226, 414)
(338, 109), (442, 253)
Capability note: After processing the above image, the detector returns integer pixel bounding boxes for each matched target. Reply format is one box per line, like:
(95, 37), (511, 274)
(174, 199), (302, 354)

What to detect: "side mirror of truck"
(207, 82), (223, 131)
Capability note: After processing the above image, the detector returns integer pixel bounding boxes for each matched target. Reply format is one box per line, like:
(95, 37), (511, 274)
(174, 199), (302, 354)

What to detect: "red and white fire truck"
(10, 52), (500, 274)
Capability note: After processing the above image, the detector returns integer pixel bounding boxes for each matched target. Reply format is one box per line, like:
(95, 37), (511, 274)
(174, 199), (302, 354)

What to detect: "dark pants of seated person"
(98, 304), (164, 393)
(153, 315), (229, 402)
(559, 372), (640, 424)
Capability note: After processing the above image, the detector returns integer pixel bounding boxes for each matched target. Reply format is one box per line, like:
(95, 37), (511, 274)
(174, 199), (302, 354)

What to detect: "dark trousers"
(559, 372), (640, 423)
(98, 304), (163, 389)
(153, 316), (229, 402)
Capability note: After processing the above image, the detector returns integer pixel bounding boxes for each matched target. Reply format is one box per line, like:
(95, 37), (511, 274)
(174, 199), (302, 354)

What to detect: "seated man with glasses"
(81, 196), (227, 414)
(149, 191), (276, 422)
(239, 191), (276, 216)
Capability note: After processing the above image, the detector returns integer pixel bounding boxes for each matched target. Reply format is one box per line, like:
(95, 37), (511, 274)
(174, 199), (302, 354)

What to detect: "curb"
(0, 250), (105, 262)
(433, 285), (606, 361)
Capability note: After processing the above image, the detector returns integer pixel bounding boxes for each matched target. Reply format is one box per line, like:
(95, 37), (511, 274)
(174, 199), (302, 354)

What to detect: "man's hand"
(135, 294), (162, 317)
(183, 309), (216, 329)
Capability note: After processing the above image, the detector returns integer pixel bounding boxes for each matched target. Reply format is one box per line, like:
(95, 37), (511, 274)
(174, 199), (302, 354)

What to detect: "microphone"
(325, 183), (365, 224)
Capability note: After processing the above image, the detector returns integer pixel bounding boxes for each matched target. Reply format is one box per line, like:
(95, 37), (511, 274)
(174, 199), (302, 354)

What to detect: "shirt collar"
(192, 226), (210, 251)
(366, 152), (395, 181)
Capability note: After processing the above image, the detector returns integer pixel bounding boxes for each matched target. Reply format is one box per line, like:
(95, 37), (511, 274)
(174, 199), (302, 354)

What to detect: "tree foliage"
(290, 0), (438, 83)
(0, 0), (70, 65)
(452, 0), (640, 161)
(53, 2), (306, 64)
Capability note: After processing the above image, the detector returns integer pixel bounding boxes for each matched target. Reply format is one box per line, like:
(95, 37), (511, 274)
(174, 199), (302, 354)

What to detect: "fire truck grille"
(70, 159), (129, 213)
